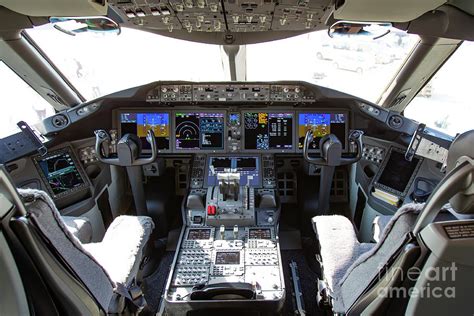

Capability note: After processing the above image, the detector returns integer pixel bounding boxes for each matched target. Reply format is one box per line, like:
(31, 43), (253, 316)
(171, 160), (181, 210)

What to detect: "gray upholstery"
(17, 188), (154, 313)
(312, 203), (423, 313)
(62, 215), (93, 243)
(312, 215), (374, 293)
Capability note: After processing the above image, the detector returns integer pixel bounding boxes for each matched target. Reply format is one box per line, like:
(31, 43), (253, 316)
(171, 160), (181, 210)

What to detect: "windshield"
(27, 25), (418, 103)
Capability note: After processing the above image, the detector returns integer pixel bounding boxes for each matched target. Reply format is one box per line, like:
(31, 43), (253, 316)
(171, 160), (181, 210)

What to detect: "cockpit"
(0, 1), (473, 316)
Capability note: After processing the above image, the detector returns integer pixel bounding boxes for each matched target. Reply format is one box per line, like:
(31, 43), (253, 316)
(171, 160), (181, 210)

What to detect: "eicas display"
(244, 112), (293, 150)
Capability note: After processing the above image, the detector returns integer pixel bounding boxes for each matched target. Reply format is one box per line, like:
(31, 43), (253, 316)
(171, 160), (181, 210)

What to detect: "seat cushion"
(62, 215), (93, 243)
(83, 215), (154, 286)
(312, 215), (374, 293)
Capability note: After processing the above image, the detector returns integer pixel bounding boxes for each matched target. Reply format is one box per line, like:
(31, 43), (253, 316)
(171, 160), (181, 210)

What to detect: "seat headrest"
(446, 129), (474, 214)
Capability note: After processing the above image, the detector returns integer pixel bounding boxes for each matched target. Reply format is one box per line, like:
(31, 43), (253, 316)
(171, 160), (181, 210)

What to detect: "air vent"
(388, 115), (403, 129)
(51, 114), (69, 128)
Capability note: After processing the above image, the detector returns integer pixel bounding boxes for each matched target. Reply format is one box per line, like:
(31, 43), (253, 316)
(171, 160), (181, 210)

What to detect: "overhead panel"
(109, 0), (332, 33)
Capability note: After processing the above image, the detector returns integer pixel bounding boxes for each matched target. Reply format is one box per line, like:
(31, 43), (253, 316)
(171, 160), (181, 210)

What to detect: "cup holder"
(363, 164), (376, 179)
(86, 165), (101, 180)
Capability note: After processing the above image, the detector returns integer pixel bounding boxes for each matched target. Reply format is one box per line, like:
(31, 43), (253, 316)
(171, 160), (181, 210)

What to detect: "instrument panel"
(113, 109), (350, 154)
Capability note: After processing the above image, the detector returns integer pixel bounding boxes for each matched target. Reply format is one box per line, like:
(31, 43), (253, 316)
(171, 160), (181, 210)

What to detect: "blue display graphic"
(119, 112), (170, 150)
(206, 156), (261, 187)
(298, 112), (347, 150)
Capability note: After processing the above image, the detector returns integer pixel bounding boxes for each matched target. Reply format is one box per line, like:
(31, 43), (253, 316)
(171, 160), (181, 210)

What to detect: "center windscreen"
(243, 112), (293, 150)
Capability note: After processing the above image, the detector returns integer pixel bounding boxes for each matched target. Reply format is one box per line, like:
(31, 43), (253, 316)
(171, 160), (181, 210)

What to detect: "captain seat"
(312, 130), (474, 314)
(13, 187), (154, 314)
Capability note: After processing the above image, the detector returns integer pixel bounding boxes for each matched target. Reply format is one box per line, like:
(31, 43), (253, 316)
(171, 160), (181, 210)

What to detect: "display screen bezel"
(296, 110), (350, 153)
(241, 110), (296, 153)
(33, 146), (90, 200)
(116, 109), (172, 153)
(215, 251), (241, 265)
(173, 110), (227, 152)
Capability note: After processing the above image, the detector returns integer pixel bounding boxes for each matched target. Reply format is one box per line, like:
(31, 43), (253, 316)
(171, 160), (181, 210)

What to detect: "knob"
(267, 216), (274, 224)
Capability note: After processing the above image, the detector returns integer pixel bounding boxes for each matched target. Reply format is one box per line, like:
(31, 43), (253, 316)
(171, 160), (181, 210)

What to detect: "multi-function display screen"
(120, 112), (170, 150)
(207, 156), (260, 187)
(244, 112), (293, 150)
(187, 228), (212, 240)
(377, 150), (420, 194)
(298, 113), (347, 150)
(175, 112), (224, 150)
(35, 149), (86, 197)
(215, 251), (240, 265)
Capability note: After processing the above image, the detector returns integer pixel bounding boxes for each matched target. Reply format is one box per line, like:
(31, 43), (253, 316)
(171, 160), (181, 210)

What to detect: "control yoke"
(94, 129), (157, 166)
(303, 129), (363, 166)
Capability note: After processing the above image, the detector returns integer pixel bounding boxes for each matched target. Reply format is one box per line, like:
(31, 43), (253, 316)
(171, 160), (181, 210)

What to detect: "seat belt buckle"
(129, 284), (143, 301)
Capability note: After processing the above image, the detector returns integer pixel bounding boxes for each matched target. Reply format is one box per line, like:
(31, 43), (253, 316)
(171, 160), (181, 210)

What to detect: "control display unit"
(175, 112), (225, 150)
(119, 112), (170, 151)
(248, 228), (272, 239)
(34, 147), (89, 199)
(215, 251), (240, 265)
(374, 148), (422, 196)
(297, 112), (348, 151)
(206, 156), (261, 187)
(243, 112), (293, 151)
(187, 228), (212, 240)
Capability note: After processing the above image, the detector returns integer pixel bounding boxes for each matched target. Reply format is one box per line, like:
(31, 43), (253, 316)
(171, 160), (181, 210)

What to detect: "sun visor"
(334, 0), (446, 23)
(0, 0), (108, 17)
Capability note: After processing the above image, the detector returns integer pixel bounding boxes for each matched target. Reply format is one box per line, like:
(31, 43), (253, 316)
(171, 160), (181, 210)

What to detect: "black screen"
(120, 112), (170, 150)
(36, 150), (85, 197)
(298, 113), (347, 150)
(378, 150), (420, 193)
(215, 251), (240, 265)
(244, 112), (293, 150)
(175, 112), (224, 150)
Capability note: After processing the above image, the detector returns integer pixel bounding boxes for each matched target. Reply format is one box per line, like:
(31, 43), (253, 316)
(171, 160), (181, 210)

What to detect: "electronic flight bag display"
(120, 112), (170, 150)
(34, 148), (88, 198)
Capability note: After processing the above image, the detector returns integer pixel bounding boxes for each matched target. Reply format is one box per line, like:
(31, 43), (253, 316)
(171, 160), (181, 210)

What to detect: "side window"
(0, 61), (55, 138)
(404, 41), (474, 136)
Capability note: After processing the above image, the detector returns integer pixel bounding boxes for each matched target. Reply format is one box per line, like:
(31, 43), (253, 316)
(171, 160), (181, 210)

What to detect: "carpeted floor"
(280, 249), (322, 316)
(142, 251), (175, 315)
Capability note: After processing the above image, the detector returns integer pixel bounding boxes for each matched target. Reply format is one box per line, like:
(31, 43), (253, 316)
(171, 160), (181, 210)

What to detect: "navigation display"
(35, 148), (87, 198)
(175, 112), (224, 150)
(120, 112), (170, 150)
(207, 156), (260, 187)
(244, 112), (293, 150)
(298, 113), (347, 150)
(215, 251), (240, 265)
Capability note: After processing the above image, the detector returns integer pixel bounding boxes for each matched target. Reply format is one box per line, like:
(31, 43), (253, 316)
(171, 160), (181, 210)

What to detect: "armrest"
(61, 216), (93, 244)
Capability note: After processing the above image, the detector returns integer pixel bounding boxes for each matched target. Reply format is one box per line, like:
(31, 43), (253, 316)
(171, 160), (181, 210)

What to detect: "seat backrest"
(332, 203), (423, 313)
(17, 188), (116, 312)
